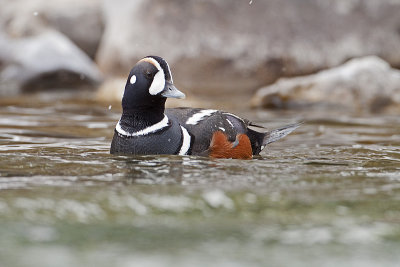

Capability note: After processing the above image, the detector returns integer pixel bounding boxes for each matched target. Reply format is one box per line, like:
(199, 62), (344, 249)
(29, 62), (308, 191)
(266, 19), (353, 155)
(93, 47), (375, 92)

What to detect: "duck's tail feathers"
(263, 122), (302, 145)
(247, 121), (302, 155)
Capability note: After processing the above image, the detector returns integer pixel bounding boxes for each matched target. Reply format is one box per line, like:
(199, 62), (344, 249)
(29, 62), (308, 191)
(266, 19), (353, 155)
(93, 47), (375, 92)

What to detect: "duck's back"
(165, 108), (252, 155)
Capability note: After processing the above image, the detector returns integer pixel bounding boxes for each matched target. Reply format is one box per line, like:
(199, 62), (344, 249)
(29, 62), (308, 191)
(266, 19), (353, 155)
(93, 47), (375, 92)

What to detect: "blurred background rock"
(0, 0), (399, 113)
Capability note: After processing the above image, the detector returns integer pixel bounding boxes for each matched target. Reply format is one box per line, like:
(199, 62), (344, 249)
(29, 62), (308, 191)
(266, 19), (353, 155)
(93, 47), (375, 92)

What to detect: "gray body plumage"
(166, 108), (301, 155)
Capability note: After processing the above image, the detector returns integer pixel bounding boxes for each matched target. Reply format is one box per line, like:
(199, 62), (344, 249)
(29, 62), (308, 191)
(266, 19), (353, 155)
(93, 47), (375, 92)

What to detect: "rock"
(0, 30), (103, 95)
(96, 0), (400, 97)
(0, 0), (103, 59)
(251, 56), (400, 113)
(96, 78), (125, 103)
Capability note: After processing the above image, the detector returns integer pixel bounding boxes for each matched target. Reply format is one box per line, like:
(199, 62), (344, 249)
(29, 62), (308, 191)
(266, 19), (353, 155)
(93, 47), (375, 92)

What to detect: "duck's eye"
(145, 70), (153, 79)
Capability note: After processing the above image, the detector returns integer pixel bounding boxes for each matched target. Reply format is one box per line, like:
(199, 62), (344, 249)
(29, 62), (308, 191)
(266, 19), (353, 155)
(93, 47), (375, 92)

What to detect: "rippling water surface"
(1, 93), (400, 267)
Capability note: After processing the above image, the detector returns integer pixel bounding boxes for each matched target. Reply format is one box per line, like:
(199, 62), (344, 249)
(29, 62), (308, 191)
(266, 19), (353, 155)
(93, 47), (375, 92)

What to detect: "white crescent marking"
(140, 57), (166, 95)
(116, 115), (169, 137)
(179, 126), (191, 155)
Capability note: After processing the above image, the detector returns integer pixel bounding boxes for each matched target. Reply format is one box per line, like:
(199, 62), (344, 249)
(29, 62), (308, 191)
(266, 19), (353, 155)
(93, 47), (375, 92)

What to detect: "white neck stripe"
(165, 60), (173, 83)
(116, 115), (169, 137)
(186, 109), (217, 125)
(179, 126), (191, 155)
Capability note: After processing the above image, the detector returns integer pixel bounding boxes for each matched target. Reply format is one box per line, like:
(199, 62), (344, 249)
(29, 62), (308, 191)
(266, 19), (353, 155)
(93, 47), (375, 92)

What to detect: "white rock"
(0, 0), (103, 58)
(251, 56), (400, 113)
(0, 30), (102, 95)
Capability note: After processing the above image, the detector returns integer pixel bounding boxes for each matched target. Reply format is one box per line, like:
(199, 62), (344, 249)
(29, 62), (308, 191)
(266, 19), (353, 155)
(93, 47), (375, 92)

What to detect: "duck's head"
(122, 56), (185, 111)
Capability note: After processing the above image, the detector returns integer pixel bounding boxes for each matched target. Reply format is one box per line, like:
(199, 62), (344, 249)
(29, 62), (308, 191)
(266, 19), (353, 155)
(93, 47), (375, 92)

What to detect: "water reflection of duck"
(110, 56), (300, 159)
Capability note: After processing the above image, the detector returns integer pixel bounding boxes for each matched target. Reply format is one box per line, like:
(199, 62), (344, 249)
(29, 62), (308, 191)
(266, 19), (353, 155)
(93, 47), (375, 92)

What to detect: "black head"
(121, 56), (185, 112)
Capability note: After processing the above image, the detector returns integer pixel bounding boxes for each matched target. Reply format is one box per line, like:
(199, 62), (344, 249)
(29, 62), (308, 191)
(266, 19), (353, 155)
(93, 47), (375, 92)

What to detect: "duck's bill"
(161, 82), (186, 99)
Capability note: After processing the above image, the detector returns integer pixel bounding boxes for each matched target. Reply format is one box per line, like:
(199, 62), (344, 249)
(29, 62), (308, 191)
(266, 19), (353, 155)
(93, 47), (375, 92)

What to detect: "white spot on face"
(186, 109), (217, 125)
(140, 57), (165, 95)
(260, 145), (265, 151)
(219, 127), (225, 132)
(130, 75), (136, 84)
(179, 126), (191, 155)
(116, 115), (169, 137)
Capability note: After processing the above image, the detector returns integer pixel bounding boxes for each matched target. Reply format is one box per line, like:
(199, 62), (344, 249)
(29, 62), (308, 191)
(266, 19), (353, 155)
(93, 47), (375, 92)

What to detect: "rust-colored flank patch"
(209, 131), (253, 159)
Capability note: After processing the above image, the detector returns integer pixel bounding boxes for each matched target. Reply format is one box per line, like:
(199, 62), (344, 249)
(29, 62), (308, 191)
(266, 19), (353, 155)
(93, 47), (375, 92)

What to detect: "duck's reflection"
(111, 155), (219, 185)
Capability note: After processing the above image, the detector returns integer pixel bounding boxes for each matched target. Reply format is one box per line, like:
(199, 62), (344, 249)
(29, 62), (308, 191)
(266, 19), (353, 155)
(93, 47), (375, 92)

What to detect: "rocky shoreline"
(1, 0), (399, 113)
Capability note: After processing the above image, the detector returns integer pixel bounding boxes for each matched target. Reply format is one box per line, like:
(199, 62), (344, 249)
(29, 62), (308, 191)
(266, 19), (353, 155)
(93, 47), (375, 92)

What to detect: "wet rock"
(0, 0), (103, 59)
(251, 56), (400, 113)
(0, 31), (103, 95)
(96, 0), (400, 96)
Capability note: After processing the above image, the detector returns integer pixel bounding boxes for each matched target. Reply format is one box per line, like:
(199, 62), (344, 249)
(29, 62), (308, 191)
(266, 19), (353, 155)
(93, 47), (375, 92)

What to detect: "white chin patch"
(130, 75), (136, 84)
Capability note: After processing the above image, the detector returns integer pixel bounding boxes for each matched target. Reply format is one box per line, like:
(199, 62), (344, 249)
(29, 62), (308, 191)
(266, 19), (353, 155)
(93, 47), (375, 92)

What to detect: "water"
(1, 92), (400, 267)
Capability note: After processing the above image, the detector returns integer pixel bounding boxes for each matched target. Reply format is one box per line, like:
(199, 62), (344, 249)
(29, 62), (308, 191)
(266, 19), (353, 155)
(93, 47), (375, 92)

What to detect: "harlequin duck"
(110, 56), (300, 159)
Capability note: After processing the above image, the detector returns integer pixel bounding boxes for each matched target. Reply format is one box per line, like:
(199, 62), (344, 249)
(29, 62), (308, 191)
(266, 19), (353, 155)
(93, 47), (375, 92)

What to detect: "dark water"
(1, 93), (400, 267)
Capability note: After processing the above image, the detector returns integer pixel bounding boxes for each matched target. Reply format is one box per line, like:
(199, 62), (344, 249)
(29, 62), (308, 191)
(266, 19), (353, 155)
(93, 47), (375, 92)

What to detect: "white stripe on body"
(223, 112), (245, 123)
(186, 109), (217, 125)
(226, 118), (234, 128)
(179, 126), (191, 155)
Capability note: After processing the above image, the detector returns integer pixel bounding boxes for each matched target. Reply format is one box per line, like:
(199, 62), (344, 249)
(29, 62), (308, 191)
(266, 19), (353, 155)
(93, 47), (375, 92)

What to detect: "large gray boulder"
(97, 0), (400, 96)
(251, 56), (400, 113)
(0, 31), (103, 95)
(0, 0), (103, 59)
